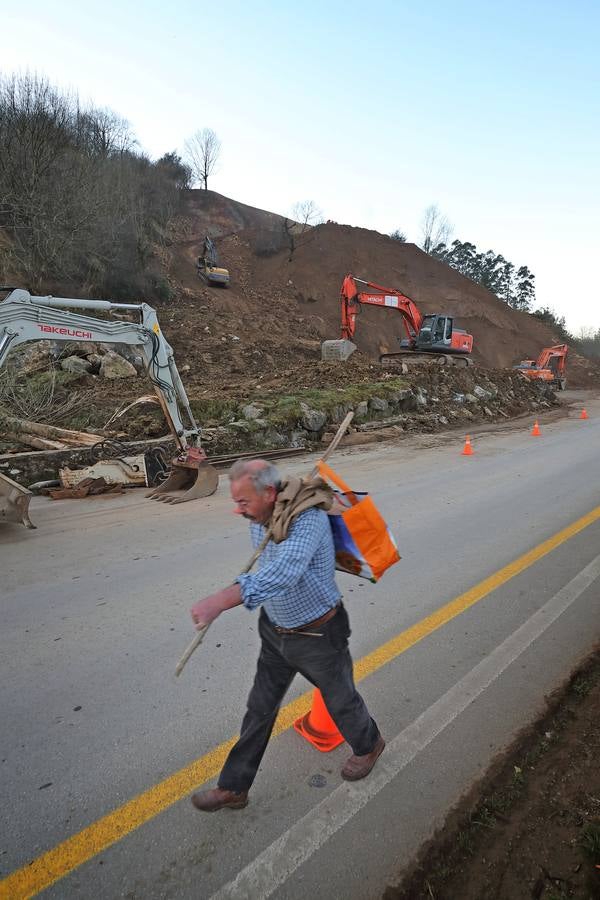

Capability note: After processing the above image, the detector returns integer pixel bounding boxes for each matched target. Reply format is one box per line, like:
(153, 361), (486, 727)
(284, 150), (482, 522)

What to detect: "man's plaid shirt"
(236, 508), (341, 628)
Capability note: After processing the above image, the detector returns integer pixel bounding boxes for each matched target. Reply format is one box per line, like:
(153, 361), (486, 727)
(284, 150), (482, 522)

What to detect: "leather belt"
(272, 602), (341, 636)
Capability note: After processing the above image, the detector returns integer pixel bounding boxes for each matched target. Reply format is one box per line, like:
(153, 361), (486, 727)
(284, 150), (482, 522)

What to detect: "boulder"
(369, 396), (389, 413)
(354, 401), (369, 419)
(301, 407), (327, 432)
(242, 403), (264, 420)
(99, 351), (137, 379)
(59, 356), (93, 375)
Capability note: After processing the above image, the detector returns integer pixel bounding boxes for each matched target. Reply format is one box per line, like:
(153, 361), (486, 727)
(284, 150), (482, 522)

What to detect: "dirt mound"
(156, 192), (600, 393)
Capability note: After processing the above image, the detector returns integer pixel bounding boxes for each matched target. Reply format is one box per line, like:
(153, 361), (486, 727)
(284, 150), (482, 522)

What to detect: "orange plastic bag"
(318, 461), (400, 582)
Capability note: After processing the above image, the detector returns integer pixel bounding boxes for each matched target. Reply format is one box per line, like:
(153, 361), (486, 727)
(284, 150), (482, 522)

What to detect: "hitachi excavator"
(321, 274), (474, 367)
(514, 343), (568, 390)
(0, 288), (219, 528)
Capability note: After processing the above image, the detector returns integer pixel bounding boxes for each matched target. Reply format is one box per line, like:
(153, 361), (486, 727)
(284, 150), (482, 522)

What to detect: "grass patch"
(580, 821), (600, 860)
(259, 379), (409, 427)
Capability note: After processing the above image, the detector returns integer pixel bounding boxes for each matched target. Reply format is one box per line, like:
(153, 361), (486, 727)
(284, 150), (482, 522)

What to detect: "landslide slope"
(159, 190), (597, 392)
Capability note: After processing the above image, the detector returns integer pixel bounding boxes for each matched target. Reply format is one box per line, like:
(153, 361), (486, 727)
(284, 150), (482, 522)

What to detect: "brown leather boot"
(191, 787), (249, 812)
(341, 735), (385, 781)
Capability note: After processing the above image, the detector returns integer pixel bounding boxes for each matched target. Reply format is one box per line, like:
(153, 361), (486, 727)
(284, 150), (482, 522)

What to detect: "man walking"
(190, 459), (384, 812)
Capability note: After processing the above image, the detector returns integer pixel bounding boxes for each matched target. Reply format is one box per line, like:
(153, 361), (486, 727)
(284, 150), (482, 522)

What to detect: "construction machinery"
(321, 274), (474, 366)
(197, 236), (230, 287)
(0, 288), (219, 526)
(514, 343), (568, 390)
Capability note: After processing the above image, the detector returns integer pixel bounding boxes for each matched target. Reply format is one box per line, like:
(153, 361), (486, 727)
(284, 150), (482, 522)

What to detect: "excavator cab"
(415, 315), (452, 349)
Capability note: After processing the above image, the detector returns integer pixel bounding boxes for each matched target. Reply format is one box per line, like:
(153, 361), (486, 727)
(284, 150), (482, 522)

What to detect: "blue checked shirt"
(235, 508), (341, 628)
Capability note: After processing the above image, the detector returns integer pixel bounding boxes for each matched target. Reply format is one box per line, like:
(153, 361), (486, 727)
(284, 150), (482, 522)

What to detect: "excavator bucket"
(0, 472), (36, 529)
(321, 339), (357, 362)
(145, 448), (219, 505)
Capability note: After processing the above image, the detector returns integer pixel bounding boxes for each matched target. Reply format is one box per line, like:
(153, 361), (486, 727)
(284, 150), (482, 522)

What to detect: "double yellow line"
(3, 504), (600, 899)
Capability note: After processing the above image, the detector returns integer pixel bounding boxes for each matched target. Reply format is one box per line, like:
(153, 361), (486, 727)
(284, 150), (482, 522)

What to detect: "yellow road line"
(3, 504), (600, 899)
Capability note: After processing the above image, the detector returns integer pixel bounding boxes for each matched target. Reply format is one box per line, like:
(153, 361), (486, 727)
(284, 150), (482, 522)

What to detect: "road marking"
(212, 553), (600, 899)
(2, 504), (600, 899)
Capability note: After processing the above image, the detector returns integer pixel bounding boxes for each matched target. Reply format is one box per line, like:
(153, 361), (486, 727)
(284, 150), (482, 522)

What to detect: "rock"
(473, 385), (492, 400)
(242, 404), (264, 420)
(354, 401), (369, 419)
(415, 388), (428, 409)
(14, 342), (53, 373)
(369, 396), (389, 413)
(99, 351), (137, 379)
(264, 427), (287, 447)
(59, 356), (92, 375)
(290, 429), (309, 447)
(331, 403), (352, 423)
(86, 354), (104, 371)
(401, 363), (409, 374)
(301, 408), (327, 432)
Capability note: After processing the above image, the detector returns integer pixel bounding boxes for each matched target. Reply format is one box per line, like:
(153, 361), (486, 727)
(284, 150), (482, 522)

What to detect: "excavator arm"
(0, 288), (198, 450)
(0, 289), (218, 523)
(340, 274), (423, 346)
(514, 343), (568, 390)
(323, 273), (473, 364)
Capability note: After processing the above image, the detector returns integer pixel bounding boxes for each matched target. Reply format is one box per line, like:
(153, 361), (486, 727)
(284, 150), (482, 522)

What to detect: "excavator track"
(379, 352), (473, 368)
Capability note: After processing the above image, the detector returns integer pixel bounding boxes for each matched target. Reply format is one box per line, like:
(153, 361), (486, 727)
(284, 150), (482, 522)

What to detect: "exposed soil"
(150, 190), (600, 393)
(4, 189), (600, 447)
(385, 649), (600, 900)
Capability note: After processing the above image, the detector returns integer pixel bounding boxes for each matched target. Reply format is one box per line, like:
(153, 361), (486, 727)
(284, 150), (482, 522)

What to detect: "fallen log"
(3, 431), (68, 451)
(1, 416), (104, 446)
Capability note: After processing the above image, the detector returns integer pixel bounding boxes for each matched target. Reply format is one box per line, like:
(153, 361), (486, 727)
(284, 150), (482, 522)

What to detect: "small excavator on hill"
(197, 235), (230, 287)
(322, 274), (474, 366)
(513, 343), (568, 390)
(0, 288), (219, 528)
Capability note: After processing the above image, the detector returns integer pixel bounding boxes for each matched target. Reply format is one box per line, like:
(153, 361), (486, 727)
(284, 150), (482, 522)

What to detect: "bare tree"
(291, 200), (324, 228)
(420, 204), (453, 254)
(281, 200), (324, 261)
(184, 128), (221, 190)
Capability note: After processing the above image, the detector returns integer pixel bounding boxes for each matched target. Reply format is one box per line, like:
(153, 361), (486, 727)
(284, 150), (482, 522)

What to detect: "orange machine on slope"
(321, 274), (474, 366)
(514, 343), (568, 390)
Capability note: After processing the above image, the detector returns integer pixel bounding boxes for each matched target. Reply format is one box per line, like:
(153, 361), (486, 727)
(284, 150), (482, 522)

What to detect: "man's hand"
(190, 584), (243, 630)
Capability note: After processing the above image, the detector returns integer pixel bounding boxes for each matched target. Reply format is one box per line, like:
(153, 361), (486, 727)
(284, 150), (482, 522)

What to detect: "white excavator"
(0, 288), (219, 528)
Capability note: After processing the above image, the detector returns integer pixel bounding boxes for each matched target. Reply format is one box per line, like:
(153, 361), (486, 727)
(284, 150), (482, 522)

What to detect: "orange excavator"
(321, 274), (474, 366)
(514, 344), (568, 390)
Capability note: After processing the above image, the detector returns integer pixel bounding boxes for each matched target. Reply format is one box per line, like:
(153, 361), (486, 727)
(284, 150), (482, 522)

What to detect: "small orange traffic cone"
(531, 420), (541, 436)
(461, 435), (474, 456)
(580, 408), (589, 420)
(294, 689), (344, 752)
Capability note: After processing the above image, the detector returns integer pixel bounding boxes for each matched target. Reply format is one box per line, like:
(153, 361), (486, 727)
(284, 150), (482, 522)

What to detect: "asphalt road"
(1, 394), (600, 899)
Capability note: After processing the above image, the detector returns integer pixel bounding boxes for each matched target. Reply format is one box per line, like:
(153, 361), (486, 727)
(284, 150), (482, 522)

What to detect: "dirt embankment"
(153, 190), (600, 395)
(386, 650), (600, 900)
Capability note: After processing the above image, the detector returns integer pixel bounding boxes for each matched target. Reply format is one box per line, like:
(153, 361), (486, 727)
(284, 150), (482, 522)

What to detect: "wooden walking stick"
(175, 412), (354, 677)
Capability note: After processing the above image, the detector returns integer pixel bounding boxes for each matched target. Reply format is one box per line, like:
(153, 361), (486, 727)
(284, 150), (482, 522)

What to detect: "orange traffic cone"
(580, 408), (589, 420)
(531, 420), (541, 436)
(294, 689), (345, 752)
(461, 435), (474, 456)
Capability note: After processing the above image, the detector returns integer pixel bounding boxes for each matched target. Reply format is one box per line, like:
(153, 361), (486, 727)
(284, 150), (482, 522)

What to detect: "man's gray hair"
(228, 459), (281, 492)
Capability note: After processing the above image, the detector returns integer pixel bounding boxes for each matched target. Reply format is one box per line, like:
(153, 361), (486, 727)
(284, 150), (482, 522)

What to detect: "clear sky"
(4, 1), (599, 332)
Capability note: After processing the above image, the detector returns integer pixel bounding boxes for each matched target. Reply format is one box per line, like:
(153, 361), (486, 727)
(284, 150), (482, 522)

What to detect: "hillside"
(153, 190), (598, 394)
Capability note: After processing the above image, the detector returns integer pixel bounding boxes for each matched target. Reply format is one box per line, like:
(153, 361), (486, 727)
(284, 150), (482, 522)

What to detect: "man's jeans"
(218, 604), (381, 792)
